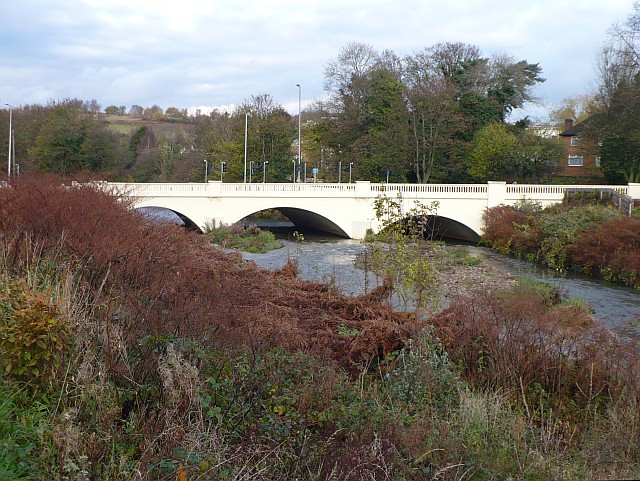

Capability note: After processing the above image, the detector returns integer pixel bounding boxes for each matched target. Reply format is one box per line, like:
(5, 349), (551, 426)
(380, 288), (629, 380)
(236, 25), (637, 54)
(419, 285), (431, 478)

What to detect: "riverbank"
(482, 198), (640, 289)
(1, 176), (639, 480)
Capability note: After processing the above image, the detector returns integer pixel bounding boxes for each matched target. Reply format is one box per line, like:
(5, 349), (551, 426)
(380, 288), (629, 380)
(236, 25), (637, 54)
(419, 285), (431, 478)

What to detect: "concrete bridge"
(105, 181), (639, 241)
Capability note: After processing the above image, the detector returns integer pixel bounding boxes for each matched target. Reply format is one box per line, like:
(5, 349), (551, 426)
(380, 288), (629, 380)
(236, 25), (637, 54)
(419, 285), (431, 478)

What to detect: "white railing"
(507, 184), (628, 196)
(220, 182), (357, 194)
(106, 181), (637, 204)
(370, 183), (488, 194)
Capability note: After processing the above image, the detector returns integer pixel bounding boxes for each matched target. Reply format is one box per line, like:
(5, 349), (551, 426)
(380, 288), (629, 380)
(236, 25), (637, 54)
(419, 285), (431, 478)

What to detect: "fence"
(564, 187), (635, 216)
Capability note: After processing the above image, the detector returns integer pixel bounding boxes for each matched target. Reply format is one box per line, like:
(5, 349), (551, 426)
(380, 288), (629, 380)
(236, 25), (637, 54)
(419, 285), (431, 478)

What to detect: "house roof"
(560, 113), (606, 137)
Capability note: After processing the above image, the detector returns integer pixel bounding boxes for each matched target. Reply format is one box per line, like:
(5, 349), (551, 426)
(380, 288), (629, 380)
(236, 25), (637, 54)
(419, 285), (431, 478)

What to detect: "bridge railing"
(506, 184), (628, 196)
(220, 182), (357, 194)
(105, 182), (637, 206)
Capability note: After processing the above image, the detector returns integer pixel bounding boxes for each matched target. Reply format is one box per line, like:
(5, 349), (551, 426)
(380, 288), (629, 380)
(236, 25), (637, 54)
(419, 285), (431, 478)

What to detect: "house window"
(595, 155), (601, 167)
(570, 136), (581, 146)
(568, 155), (584, 166)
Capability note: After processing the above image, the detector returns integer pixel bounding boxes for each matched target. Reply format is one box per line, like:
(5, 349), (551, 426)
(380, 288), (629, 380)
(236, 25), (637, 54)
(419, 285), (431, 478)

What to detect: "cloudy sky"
(0, 0), (635, 121)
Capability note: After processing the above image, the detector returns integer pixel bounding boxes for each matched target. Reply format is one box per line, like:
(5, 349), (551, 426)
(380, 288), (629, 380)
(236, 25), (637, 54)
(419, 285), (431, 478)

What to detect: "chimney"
(564, 118), (574, 132)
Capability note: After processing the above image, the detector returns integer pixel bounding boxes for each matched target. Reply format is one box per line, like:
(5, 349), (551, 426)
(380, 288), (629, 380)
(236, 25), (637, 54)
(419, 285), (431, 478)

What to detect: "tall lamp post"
(203, 159), (208, 183)
(263, 161), (268, 183)
(5, 103), (13, 177)
(244, 112), (250, 183)
(296, 84), (301, 183)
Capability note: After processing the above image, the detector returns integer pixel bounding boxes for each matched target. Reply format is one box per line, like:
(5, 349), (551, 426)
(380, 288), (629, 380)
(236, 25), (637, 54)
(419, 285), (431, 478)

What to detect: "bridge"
(105, 181), (640, 242)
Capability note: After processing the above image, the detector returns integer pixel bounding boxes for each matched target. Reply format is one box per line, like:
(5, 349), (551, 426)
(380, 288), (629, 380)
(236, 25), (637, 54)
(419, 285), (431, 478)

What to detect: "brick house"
(557, 115), (605, 179)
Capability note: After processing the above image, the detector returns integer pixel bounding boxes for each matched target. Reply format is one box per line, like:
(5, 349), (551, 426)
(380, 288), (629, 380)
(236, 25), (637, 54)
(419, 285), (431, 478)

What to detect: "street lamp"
(5, 103), (13, 177)
(203, 159), (208, 183)
(349, 162), (353, 183)
(263, 161), (268, 183)
(244, 112), (250, 183)
(296, 84), (301, 183)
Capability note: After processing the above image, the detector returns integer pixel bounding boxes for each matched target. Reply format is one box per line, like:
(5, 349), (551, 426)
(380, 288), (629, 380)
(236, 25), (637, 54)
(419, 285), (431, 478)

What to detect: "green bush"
(206, 223), (282, 252)
(538, 205), (620, 270)
(0, 280), (69, 383)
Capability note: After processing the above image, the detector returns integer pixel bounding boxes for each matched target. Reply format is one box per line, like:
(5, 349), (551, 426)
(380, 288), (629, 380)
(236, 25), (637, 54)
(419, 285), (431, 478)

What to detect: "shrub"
(567, 216), (640, 287)
(0, 279), (69, 383)
(431, 282), (640, 421)
(537, 205), (620, 271)
(482, 205), (540, 256)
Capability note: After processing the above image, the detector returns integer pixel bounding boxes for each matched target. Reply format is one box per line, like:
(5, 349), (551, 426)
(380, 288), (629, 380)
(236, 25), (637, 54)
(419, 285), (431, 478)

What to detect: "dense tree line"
(27, 34), (640, 184)
(310, 41), (549, 183)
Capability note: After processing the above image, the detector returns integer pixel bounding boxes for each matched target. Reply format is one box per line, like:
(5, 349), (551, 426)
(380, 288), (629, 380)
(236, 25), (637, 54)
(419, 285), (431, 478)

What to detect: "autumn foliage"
(0, 174), (418, 367)
(482, 201), (640, 287)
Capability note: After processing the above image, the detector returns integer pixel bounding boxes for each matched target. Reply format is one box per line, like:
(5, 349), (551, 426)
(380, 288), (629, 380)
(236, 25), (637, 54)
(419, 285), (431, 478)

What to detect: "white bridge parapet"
(105, 181), (637, 240)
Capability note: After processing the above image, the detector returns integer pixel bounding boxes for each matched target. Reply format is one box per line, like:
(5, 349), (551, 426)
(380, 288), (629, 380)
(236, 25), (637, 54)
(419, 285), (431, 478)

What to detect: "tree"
(28, 99), (115, 176)
(323, 42), (378, 94)
(405, 75), (462, 183)
(594, 3), (640, 183)
(354, 68), (412, 182)
(549, 94), (604, 125)
(514, 127), (564, 182)
(467, 122), (561, 182)
(318, 42), (545, 184)
(486, 55), (544, 119)
(467, 122), (518, 181)
(195, 95), (294, 183)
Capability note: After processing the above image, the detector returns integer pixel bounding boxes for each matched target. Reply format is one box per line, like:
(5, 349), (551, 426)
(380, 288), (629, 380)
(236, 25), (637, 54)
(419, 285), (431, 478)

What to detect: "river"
(240, 224), (640, 338)
(140, 208), (640, 337)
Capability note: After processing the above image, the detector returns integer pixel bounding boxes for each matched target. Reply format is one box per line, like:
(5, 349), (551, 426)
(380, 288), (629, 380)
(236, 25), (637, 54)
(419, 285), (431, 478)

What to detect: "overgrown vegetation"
(482, 195), (640, 288)
(206, 223), (282, 253)
(0, 175), (639, 479)
(364, 194), (442, 311)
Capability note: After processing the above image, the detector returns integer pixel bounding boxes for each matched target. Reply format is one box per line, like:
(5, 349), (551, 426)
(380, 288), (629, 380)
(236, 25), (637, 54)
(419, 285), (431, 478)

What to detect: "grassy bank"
(1, 176), (639, 480)
(206, 223), (282, 253)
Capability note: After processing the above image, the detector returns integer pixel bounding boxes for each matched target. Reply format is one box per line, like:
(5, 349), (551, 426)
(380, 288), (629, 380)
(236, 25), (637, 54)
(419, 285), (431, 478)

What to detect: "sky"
(0, 0), (636, 122)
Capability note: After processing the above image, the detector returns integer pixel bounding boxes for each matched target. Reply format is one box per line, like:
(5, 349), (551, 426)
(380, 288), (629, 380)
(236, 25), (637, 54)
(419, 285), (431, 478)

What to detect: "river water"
(240, 224), (640, 337)
(140, 208), (640, 337)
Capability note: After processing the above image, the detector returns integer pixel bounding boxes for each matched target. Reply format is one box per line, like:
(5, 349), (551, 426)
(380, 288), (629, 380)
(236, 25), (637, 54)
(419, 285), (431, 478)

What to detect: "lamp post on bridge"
(5, 103), (13, 177)
(296, 84), (301, 183)
(263, 161), (268, 183)
(244, 112), (250, 183)
(203, 159), (208, 183)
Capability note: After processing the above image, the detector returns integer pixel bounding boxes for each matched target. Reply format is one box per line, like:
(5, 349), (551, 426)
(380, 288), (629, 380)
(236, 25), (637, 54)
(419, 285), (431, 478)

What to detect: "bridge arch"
(431, 216), (481, 242)
(381, 214), (481, 242)
(228, 203), (351, 237)
(139, 206), (203, 230)
(133, 202), (201, 231)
